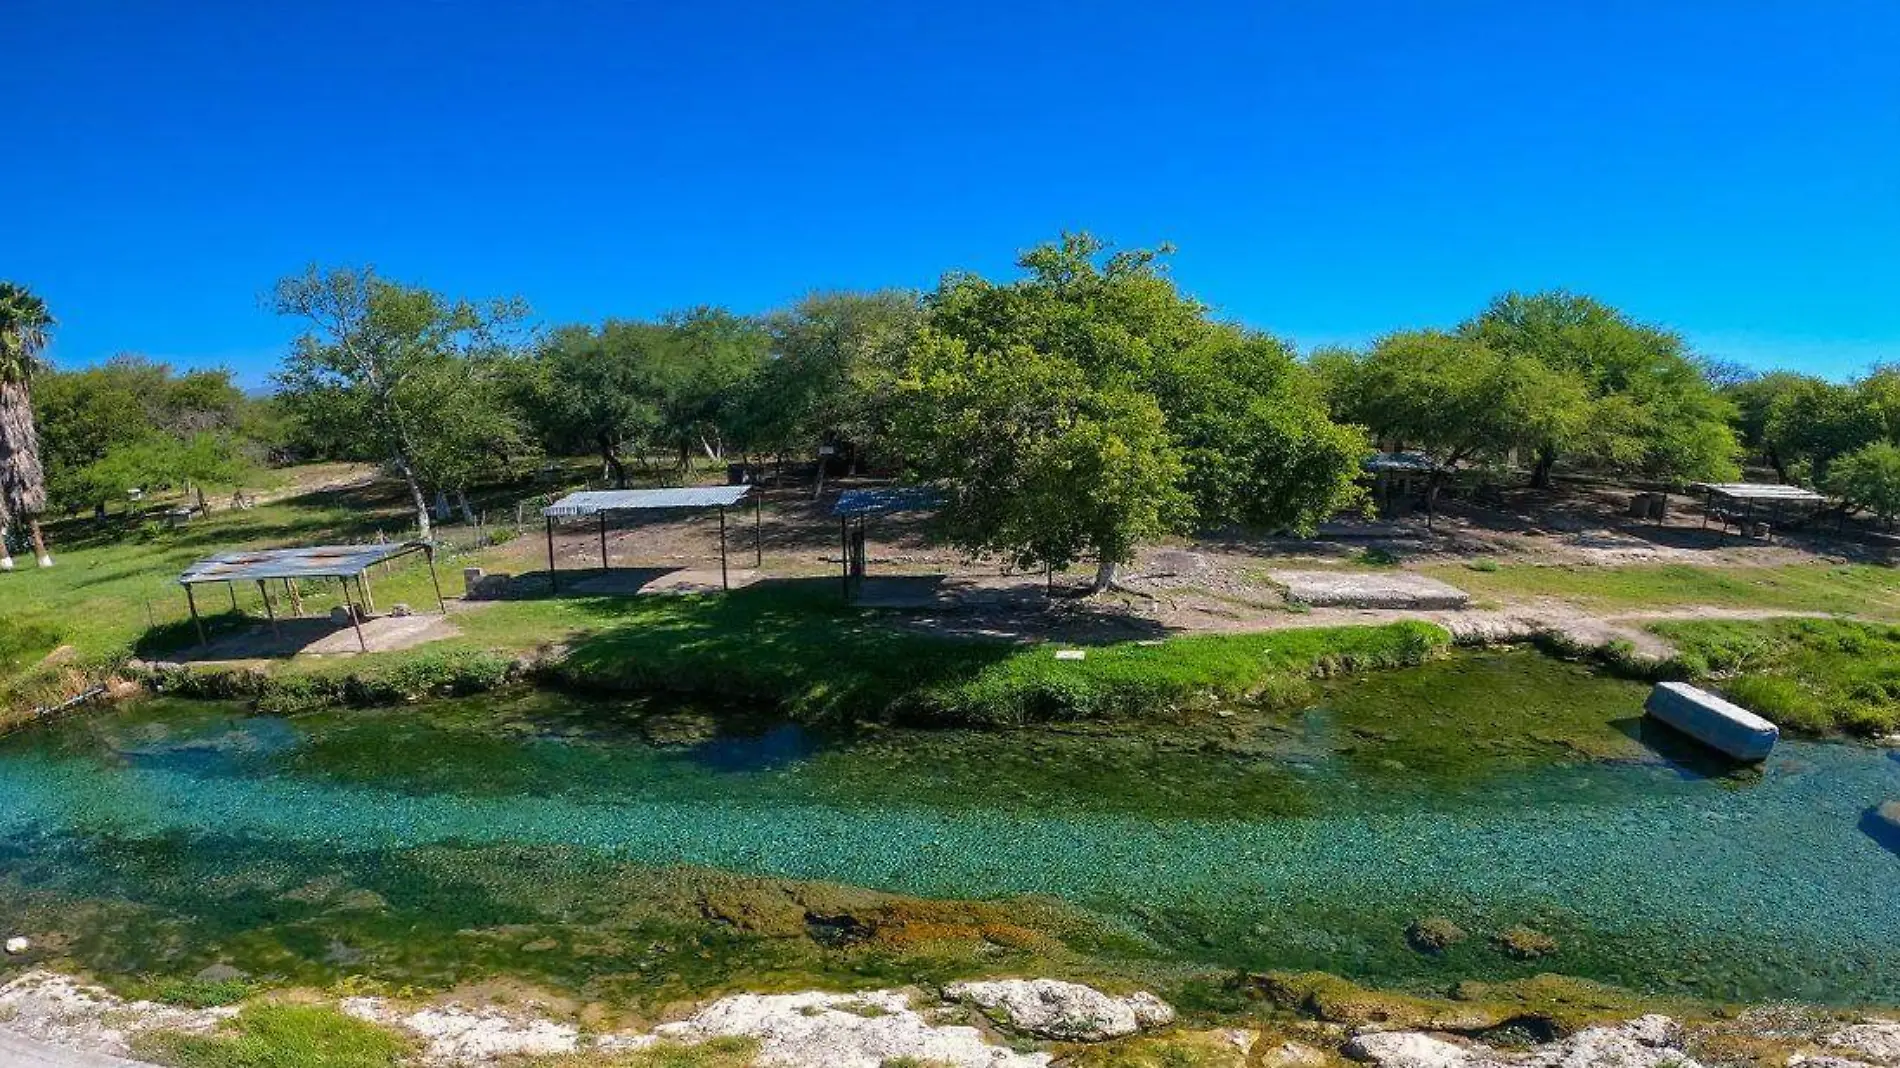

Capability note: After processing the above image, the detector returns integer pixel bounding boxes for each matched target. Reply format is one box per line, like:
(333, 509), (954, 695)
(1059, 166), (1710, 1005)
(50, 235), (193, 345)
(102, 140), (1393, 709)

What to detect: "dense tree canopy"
(1460, 291), (1739, 485)
(32, 356), (259, 513)
(724, 291), (920, 487)
(896, 234), (1366, 589)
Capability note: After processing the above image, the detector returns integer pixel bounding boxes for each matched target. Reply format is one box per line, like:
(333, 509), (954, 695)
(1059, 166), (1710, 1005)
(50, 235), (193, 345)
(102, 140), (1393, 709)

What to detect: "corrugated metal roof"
(543, 486), (752, 517)
(1362, 451), (1446, 474)
(833, 486), (944, 518)
(1692, 483), (1828, 503)
(180, 542), (426, 585)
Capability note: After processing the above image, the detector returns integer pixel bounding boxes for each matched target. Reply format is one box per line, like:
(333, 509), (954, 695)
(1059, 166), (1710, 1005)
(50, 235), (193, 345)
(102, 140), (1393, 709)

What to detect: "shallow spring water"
(0, 650), (1895, 1004)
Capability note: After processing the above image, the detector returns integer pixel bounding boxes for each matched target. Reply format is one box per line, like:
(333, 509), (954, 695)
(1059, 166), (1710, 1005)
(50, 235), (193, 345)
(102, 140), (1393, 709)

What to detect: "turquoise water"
(0, 652), (1896, 1003)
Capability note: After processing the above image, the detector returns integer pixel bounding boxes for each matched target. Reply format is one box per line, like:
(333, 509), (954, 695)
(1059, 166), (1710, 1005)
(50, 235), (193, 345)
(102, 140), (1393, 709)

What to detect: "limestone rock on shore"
(944, 978), (1175, 1041)
(1344, 1015), (1697, 1068)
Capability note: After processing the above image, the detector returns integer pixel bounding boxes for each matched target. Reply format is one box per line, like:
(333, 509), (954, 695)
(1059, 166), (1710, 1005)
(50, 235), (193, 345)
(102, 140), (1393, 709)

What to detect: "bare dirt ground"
(459, 475), (1896, 648)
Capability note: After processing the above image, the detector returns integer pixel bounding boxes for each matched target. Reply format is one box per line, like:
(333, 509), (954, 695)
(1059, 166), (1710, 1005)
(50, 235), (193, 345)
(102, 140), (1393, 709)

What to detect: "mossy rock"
(1238, 972), (1495, 1030)
(1491, 926), (1559, 960)
(1405, 916), (1468, 955)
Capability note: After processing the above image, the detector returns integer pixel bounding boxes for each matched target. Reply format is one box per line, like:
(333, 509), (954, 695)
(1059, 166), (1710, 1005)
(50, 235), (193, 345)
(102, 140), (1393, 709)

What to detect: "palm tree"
(0, 281), (55, 568)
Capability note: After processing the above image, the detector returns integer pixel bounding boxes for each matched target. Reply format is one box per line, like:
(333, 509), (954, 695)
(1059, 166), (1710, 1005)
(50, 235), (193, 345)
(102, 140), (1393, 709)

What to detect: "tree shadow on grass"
(553, 577), (1023, 722)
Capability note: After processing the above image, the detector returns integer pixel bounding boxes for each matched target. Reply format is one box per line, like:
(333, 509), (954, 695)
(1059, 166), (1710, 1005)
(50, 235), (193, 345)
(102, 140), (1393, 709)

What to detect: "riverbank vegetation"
(1658, 617), (1900, 734)
(1424, 560), (1900, 618)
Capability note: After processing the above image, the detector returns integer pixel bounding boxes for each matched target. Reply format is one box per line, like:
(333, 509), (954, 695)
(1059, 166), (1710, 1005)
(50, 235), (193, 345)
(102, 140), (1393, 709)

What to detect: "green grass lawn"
(1421, 560), (1900, 618)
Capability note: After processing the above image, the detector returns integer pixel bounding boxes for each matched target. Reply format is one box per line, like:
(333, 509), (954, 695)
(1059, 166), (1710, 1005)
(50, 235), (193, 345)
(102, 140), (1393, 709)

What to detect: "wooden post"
(425, 544), (447, 614)
(258, 580), (280, 639)
(753, 488), (763, 568)
(546, 516), (558, 593)
(599, 512), (609, 571)
(718, 506), (729, 590)
(185, 584), (207, 647)
(840, 517), (850, 601)
(284, 577), (304, 617)
(358, 571), (377, 615)
(340, 578), (368, 653)
(229, 583), (240, 612)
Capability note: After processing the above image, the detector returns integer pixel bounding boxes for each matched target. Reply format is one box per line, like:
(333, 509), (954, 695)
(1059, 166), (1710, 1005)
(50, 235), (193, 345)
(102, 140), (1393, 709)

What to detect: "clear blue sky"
(7, 1), (1897, 387)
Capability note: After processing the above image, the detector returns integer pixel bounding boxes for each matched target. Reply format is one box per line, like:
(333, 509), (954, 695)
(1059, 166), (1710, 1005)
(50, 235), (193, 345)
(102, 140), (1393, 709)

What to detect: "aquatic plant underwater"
(0, 650), (1894, 1008)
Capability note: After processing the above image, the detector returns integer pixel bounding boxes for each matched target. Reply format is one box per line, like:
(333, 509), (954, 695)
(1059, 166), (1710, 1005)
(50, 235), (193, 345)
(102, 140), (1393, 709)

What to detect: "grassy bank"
(157, 580), (1452, 726)
(1423, 560), (1900, 617)
(515, 581), (1451, 724)
(1655, 617), (1900, 735)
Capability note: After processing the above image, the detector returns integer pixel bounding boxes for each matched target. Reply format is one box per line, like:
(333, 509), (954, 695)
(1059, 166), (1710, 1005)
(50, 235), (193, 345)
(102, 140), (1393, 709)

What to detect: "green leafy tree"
(727, 290), (920, 494)
(33, 356), (256, 513)
(650, 307), (769, 469)
(1828, 441), (1900, 526)
(897, 234), (1364, 590)
(1323, 329), (1588, 518)
(272, 265), (529, 539)
(529, 320), (667, 487)
(1461, 290), (1739, 485)
(0, 281), (55, 569)
(1757, 375), (1873, 485)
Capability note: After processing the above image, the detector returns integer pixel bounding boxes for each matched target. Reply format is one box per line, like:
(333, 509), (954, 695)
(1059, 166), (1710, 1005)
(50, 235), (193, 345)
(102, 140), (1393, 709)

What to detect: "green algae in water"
(0, 650), (1897, 1005)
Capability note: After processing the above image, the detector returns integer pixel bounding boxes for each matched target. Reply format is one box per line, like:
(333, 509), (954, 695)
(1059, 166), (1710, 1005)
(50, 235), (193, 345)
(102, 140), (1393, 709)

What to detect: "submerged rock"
(1407, 917), (1469, 954)
(1876, 802), (1900, 832)
(1491, 926), (1559, 960)
(944, 978), (1174, 1041)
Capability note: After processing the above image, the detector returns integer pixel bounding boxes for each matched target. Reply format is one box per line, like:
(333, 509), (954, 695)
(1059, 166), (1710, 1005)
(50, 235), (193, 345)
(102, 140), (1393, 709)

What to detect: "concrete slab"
(179, 613), (461, 662)
(1269, 570), (1471, 609)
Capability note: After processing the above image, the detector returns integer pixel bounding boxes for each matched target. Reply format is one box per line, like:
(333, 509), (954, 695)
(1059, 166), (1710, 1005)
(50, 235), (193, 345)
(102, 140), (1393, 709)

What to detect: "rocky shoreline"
(3, 969), (1896, 1068)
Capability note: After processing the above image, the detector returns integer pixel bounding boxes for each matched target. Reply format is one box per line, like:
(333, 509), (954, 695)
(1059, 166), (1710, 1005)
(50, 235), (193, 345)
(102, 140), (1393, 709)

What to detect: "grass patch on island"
(1653, 617), (1900, 735)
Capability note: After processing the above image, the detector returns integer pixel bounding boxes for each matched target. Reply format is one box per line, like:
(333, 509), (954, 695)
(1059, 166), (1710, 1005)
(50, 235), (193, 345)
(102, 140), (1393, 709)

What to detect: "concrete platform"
(1269, 570), (1471, 609)
(565, 567), (760, 596)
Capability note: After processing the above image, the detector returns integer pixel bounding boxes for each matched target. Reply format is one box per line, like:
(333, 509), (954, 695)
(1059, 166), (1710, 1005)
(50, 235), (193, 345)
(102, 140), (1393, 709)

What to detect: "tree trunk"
(598, 435), (627, 489)
(396, 455), (433, 541)
(0, 524), (12, 572)
(1530, 446), (1556, 490)
(1091, 558), (1117, 594)
(700, 431), (722, 462)
(812, 455), (827, 502)
(29, 518), (51, 567)
(457, 488), (477, 525)
(1768, 449), (1788, 484)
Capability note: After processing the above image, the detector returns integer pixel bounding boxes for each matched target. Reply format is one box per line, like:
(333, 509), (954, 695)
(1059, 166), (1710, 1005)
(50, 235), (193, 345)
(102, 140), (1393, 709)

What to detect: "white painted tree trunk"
(0, 523), (13, 571)
(29, 519), (51, 567)
(1092, 559), (1117, 593)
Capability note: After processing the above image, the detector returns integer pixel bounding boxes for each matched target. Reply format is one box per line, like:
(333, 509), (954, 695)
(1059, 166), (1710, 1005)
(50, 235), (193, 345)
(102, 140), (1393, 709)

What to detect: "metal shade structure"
(177, 541), (446, 651)
(1693, 482), (1830, 538)
(831, 486), (943, 600)
(541, 485), (759, 591)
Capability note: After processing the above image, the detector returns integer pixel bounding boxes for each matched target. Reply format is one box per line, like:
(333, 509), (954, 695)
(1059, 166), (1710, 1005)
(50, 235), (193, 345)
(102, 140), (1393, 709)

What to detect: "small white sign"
(1054, 649), (1086, 661)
